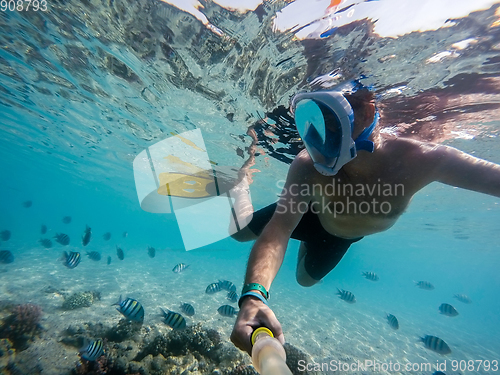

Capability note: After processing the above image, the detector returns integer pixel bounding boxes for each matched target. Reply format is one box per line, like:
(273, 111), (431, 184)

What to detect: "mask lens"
(295, 99), (342, 159)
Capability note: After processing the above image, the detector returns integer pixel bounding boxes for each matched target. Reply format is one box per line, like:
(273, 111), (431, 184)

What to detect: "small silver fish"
(62, 251), (80, 269)
(39, 238), (52, 248)
(386, 314), (399, 330)
(54, 233), (70, 246)
(172, 263), (189, 273)
(453, 294), (471, 304)
(82, 225), (91, 246)
(206, 282), (222, 294)
(227, 291), (238, 303)
(439, 303), (459, 317)
(362, 271), (379, 281)
(217, 304), (238, 317)
(0, 230), (11, 241)
(420, 335), (451, 355)
(161, 308), (186, 329)
(415, 281), (434, 290)
(86, 251), (101, 261)
(337, 288), (356, 304)
(112, 296), (144, 322)
(116, 246), (124, 260)
(219, 279), (236, 292)
(180, 303), (195, 316)
(80, 339), (104, 361)
(0, 250), (14, 264)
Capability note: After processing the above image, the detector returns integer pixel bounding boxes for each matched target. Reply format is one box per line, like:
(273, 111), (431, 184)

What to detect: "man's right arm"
(244, 151), (314, 298)
(231, 151), (314, 354)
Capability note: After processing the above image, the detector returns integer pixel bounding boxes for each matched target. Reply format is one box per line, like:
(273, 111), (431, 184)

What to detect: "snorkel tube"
(251, 327), (293, 375)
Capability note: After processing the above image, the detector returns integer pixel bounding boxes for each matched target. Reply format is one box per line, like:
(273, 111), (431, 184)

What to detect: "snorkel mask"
(291, 91), (379, 176)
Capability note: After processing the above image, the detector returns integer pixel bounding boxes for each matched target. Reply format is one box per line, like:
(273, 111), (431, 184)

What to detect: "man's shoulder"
(290, 149), (314, 168)
(381, 136), (440, 157)
(288, 150), (317, 183)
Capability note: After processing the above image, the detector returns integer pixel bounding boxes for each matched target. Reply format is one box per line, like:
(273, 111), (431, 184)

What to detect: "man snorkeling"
(229, 86), (500, 354)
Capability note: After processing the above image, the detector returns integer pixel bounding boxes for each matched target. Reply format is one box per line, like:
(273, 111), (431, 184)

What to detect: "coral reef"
(0, 338), (15, 371)
(62, 291), (101, 310)
(134, 323), (223, 361)
(229, 364), (259, 375)
(0, 304), (43, 351)
(284, 343), (320, 375)
(130, 323), (251, 374)
(105, 319), (143, 342)
(64, 321), (255, 375)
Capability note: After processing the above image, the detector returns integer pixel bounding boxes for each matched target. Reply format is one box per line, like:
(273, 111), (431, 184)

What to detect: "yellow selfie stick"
(251, 327), (293, 375)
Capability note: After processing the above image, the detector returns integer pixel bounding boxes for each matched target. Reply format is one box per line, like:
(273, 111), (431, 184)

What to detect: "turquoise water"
(1, 1), (500, 374)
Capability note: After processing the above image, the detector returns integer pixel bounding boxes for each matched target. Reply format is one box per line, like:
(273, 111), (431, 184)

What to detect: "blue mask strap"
(354, 111), (379, 153)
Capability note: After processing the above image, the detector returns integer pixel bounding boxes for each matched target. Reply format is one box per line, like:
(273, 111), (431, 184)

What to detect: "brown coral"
(0, 303), (43, 350)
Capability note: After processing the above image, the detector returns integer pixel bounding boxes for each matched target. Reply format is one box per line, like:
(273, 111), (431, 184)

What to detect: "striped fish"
(62, 251), (80, 269)
(206, 282), (222, 294)
(180, 303), (195, 316)
(54, 233), (70, 246)
(62, 216), (72, 224)
(102, 232), (111, 241)
(39, 238), (52, 248)
(0, 250), (14, 264)
(415, 281), (434, 290)
(0, 230), (11, 241)
(23, 200), (32, 208)
(113, 296), (144, 322)
(439, 303), (459, 317)
(82, 225), (92, 246)
(107, 256), (112, 265)
(147, 246), (155, 258)
(116, 246), (124, 260)
(420, 335), (452, 355)
(217, 304), (238, 317)
(386, 314), (399, 330)
(172, 263), (189, 273)
(453, 294), (471, 304)
(80, 339), (104, 361)
(336, 288), (356, 304)
(219, 279), (236, 292)
(161, 308), (186, 330)
(227, 291), (238, 303)
(41, 224), (47, 234)
(86, 251), (101, 261)
(362, 271), (379, 281)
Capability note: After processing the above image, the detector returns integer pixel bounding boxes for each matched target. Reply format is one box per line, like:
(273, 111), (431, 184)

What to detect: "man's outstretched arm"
(430, 144), (500, 197)
(231, 152), (314, 354)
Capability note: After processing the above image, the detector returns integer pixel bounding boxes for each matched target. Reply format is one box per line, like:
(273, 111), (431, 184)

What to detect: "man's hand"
(230, 296), (285, 355)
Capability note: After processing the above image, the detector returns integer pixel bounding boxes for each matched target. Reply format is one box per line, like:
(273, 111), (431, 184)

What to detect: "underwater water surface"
(1, 0), (500, 374)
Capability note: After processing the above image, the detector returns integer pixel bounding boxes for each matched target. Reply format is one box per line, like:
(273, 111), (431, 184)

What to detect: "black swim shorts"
(247, 202), (362, 280)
